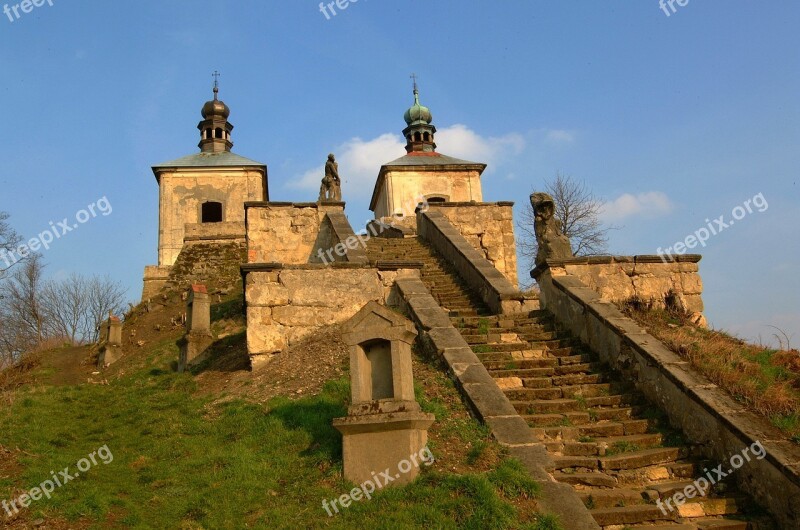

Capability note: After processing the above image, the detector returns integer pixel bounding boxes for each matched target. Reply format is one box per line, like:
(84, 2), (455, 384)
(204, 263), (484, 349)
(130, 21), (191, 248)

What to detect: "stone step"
(491, 362), (601, 379)
(600, 447), (681, 471)
(590, 504), (674, 526)
(553, 455), (600, 470)
(578, 487), (650, 509)
(504, 383), (618, 400)
(484, 358), (558, 372)
(693, 518), (749, 529)
(553, 433), (664, 456)
(513, 399), (584, 414)
(521, 373), (605, 387)
(553, 471), (617, 488)
(460, 331), (560, 344)
(627, 525), (695, 530)
(523, 412), (591, 427)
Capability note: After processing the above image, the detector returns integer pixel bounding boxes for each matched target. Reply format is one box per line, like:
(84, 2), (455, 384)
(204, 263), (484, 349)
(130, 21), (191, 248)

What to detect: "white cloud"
(545, 129), (575, 143)
(286, 133), (405, 199)
(601, 191), (674, 222)
(436, 124), (525, 167)
(286, 125), (526, 199)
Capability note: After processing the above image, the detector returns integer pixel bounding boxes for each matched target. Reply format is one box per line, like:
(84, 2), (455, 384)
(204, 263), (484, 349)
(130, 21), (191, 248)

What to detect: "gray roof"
(152, 151), (266, 171)
(382, 152), (485, 168)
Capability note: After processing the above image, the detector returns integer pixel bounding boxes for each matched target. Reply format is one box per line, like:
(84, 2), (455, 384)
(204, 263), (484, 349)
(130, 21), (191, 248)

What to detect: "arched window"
(426, 195), (447, 204)
(201, 202), (223, 223)
(215, 128), (223, 139)
(205, 128), (212, 139)
(423, 132), (430, 141)
(414, 132), (422, 142)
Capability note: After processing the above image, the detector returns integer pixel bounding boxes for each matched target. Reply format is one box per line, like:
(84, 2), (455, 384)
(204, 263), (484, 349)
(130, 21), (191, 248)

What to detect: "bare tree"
(0, 211), (22, 277)
(1, 254), (47, 349)
(41, 274), (89, 344)
(0, 256), (128, 362)
(85, 275), (127, 343)
(519, 173), (613, 270)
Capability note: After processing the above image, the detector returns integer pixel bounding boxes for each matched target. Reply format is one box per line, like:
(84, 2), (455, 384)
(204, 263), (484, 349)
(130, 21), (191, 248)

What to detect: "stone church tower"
(142, 84), (268, 299)
(369, 84), (486, 228)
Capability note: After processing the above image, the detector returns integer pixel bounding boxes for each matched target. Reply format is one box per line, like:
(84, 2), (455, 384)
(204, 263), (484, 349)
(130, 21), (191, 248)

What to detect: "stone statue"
(318, 153), (342, 202)
(531, 192), (573, 265)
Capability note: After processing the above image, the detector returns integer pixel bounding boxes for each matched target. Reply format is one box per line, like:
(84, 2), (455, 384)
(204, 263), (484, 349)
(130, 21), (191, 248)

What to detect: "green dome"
(404, 90), (432, 125)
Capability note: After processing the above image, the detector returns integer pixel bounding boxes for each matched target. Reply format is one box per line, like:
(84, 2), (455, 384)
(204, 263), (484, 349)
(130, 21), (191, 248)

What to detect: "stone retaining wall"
(417, 210), (537, 314)
(533, 255), (705, 323)
(534, 267), (800, 528)
(428, 202), (518, 288)
(243, 264), (419, 367)
(393, 276), (600, 530)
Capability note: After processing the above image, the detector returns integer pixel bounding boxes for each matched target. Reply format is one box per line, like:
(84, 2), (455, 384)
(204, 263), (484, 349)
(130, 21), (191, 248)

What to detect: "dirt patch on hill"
(196, 324), (350, 403)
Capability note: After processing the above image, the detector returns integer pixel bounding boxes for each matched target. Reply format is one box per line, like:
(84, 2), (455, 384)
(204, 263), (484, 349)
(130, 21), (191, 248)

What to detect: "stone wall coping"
(244, 201), (346, 209)
(375, 261), (424, 270)
(531, 254), (703, 279)
(549, 274), (800, 489)
(427, 201), (515, 208)
(325, 211), (369, 264)
(394, 276), (601, 529)
(241, 262), (377, 275)
(184, 234), (245, 242)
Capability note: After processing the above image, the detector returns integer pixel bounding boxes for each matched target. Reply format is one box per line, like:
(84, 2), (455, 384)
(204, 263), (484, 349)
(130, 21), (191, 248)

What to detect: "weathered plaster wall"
(430, 202), (518, 288)
(372, 168), (483, 228)
(244, 265), (420, 366)
(158, 168), (265, 266)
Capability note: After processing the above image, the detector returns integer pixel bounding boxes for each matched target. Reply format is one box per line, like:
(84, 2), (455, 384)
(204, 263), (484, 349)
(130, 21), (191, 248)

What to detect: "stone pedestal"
(178, 333), (214, 373)
(334, 410), (434, 485)
(97, 316), (123, 368)
(333, 301), (434, 486)
(178, 284), (213, 372)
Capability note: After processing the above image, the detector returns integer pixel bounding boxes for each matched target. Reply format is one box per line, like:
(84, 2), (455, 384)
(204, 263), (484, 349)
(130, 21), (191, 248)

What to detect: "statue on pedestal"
(318, 153), (342, 202)
(531, 192), (573, 265)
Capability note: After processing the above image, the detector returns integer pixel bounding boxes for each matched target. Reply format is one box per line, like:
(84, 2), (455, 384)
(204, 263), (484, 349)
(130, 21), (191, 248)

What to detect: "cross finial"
(212, 70), (220, 99)
(410, 73), (418, 93)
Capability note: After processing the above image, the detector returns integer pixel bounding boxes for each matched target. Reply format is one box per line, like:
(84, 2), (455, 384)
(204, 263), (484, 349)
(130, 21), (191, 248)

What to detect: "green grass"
(477, 318), (491, 335)
(605, 442), (640, 457)
(1, 349), (559, 529)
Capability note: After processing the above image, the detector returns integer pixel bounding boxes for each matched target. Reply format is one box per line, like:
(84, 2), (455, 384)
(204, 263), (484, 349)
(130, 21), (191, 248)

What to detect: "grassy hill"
(0, 291), (560, 529)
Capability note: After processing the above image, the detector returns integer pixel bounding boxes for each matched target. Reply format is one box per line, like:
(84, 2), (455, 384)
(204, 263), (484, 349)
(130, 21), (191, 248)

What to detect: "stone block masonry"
(534, 254), (705, 323)
(243, 264), (421, 367)
(428, 202), (519, 288)
(245, 202), (356, 265)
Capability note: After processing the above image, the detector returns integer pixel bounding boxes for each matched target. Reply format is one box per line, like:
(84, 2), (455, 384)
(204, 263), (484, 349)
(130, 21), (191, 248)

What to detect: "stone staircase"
(367, 236), (774, 530)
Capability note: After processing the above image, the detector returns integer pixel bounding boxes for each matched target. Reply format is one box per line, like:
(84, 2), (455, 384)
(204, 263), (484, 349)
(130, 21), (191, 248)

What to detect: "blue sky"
(1, 1), (798, 346)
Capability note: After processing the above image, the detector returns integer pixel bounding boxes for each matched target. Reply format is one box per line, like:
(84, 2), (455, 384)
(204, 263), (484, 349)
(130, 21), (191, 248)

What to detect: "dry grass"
(622, 303), (800, 444)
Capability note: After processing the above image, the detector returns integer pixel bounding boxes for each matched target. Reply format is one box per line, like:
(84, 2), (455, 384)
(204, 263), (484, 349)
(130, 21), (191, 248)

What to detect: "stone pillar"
(333, 301), (435, 486)
(178, 284), (214, 372)
(97, 315), (123, 368)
